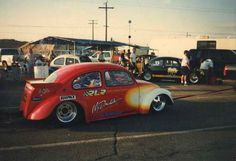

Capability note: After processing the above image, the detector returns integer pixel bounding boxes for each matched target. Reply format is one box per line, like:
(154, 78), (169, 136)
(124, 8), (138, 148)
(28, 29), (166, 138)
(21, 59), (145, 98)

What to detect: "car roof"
(154, 56), (181, 60)
(54, 54), (79, 59)
(55, 63), (126, 83)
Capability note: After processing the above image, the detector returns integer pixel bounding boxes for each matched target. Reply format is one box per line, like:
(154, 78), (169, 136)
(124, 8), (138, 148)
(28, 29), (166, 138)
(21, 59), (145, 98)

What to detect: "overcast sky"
(0, 0), (235, 45)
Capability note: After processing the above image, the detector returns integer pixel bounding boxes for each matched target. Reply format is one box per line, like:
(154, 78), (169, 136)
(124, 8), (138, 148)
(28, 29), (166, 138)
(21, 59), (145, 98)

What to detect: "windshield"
(44, 71), (58, 83)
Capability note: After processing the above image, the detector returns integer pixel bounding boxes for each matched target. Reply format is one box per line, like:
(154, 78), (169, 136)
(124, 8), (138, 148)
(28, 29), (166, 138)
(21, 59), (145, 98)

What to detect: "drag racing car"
(20, 63), (174, 125)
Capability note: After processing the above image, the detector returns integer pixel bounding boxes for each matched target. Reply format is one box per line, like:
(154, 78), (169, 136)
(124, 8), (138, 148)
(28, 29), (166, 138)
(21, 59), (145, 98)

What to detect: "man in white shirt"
(200, 58), (214, 84)
(181, 50), (190, 85)
(130, 48), (138, 75)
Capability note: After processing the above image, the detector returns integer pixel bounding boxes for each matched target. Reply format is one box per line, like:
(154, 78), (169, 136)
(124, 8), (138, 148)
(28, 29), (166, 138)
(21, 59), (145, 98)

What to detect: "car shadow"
(2, 99), (235, 135)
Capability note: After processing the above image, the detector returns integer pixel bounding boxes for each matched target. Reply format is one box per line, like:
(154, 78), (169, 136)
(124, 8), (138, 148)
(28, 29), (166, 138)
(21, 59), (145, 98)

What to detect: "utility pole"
(99, 1), (114, 41)
(88, 20), (97, 40)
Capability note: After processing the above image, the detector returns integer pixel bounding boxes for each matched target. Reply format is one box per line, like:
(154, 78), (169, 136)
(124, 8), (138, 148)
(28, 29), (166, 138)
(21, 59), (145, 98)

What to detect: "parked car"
(188, 49), (236, 83)
(224, 64), (236, 80)
(142, 57), (182, 82)
(0, 48), (21, 70)
(20, 63), (174, 125)
(49, 54), (91, 73)
(136, 54), (157, 75)
(89, 51), (112, 62)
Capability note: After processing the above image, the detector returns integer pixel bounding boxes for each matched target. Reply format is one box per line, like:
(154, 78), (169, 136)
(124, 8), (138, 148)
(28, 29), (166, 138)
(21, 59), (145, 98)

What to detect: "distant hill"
(0, 39), (28, 48)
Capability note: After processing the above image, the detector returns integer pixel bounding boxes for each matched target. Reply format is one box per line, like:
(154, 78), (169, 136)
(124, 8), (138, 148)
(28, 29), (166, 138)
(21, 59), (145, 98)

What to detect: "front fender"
(139, 88), (174, 114)
(27, 96), (59, 120)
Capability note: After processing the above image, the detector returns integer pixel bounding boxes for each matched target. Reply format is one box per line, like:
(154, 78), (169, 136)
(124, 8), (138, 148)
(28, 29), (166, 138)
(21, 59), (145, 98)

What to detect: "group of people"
(181, 50), (214, 86)
(118, 48), (139, 75)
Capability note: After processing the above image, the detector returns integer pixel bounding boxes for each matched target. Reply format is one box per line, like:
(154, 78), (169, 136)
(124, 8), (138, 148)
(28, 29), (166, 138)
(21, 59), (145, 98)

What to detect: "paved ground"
(0, 77), (236, 161)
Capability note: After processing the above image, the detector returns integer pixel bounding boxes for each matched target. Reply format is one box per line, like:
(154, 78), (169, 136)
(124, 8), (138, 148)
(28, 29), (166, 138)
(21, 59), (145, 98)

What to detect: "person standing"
(119, 50), (128, 68)
(98, 50), (105, 62)
(200, 58), (214, 84)
(181, 50), (190, 86)
(130, 48), (138, 74)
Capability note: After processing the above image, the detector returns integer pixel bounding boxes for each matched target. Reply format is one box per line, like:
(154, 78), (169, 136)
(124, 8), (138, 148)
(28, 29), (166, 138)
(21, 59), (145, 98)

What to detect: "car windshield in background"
(1, 49), (19, 55)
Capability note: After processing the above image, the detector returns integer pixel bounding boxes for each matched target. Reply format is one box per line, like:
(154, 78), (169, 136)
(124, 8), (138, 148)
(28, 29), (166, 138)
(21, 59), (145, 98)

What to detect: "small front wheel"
(150, 95), (166, 112)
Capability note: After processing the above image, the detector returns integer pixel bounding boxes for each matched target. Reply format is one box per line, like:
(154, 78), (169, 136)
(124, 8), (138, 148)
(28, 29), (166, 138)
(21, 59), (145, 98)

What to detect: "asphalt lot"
(0, 77), (236, 161)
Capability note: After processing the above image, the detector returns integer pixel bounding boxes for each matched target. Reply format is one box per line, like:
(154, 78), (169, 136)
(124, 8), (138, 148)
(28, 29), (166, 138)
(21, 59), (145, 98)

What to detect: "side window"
(172, 60), (180, 67)
(103, 52), (110, 58)
(54, 58), (64, 65)
(72, 72), (101, 89)
(105, 70), (134, 87)
(66, 58), (76, 65)
(152, 59), (163, 66)
(165, 60), (172, 67)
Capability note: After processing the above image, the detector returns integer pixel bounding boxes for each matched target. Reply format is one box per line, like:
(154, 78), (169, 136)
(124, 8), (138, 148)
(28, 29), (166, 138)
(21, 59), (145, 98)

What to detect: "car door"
(164, 59), (181, 79)
(148, 58), (166, 78)
(95, 70), (138, 120)
(72, 71), (105, 121)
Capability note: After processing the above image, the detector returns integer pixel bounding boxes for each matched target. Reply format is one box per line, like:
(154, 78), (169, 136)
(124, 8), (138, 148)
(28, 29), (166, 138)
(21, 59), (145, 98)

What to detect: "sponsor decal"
(92, 98), (121, 114)
(83, 89), (106, 97)
(38, 88), (50, 96)
(167, 67), (178, 75)
(60, 95), (76, 101)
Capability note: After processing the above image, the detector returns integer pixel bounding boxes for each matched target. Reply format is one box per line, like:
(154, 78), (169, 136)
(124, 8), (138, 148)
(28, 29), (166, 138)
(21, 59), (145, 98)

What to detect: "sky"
(0, 0), (235, 45)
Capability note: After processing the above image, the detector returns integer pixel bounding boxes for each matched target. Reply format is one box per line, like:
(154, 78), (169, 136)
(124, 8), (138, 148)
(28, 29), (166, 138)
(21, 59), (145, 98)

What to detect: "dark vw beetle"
(143, 57), (182, 82)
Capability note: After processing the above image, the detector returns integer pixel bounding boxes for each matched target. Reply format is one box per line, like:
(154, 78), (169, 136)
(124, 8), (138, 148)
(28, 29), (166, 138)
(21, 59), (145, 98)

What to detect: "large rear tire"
(55, 101), (83, 125)
(189, 72), (200, 84)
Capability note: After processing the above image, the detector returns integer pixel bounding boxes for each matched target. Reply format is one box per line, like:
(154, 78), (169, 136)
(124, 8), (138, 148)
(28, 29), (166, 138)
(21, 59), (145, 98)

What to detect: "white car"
(89, 51), (112, 62)
(0, 48), (20, 70)
(49, 54), (91, 73)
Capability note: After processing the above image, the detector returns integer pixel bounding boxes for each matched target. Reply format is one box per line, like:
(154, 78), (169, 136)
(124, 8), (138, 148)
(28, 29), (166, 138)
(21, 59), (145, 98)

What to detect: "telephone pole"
(88, 20), (97, 40)
(99, 1), (114, 41)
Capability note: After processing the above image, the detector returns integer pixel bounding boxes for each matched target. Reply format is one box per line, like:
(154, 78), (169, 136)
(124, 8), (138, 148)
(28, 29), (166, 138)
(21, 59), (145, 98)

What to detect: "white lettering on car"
(92, 98), (121, 114)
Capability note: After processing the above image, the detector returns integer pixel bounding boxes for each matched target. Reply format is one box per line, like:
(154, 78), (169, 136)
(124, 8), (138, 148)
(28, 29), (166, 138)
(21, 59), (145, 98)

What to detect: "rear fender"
(27, 95), (59, 120)
(139, 88), (173, 114)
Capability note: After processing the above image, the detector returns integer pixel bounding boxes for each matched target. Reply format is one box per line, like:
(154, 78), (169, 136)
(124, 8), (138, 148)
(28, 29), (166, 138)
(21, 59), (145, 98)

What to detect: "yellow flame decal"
(125, 84), (159, 111)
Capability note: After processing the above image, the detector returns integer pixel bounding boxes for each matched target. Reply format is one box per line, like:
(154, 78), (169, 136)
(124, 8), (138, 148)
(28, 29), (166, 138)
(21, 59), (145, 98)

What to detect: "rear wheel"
(189, 72), (200, 84)
(55, 101), (83, 124)
(143, 71), (152, 81)
(150, 95), (166, 112)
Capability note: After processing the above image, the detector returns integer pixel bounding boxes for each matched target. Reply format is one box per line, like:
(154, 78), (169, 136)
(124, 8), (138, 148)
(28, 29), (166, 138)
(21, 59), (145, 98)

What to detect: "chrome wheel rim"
(56, 102), (77, 123)
(151, 95), (166, 112)
(144, 72), (152, 81)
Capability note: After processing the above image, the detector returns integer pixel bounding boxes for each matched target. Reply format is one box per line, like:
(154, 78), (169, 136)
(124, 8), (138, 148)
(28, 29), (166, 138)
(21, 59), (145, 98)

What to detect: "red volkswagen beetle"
(20, 63), (174, 124)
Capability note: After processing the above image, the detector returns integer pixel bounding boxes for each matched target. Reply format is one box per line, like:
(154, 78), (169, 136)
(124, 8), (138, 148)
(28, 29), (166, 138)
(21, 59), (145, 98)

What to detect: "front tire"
(55, 101), (82, 124)
(150, 95), (166, 112)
